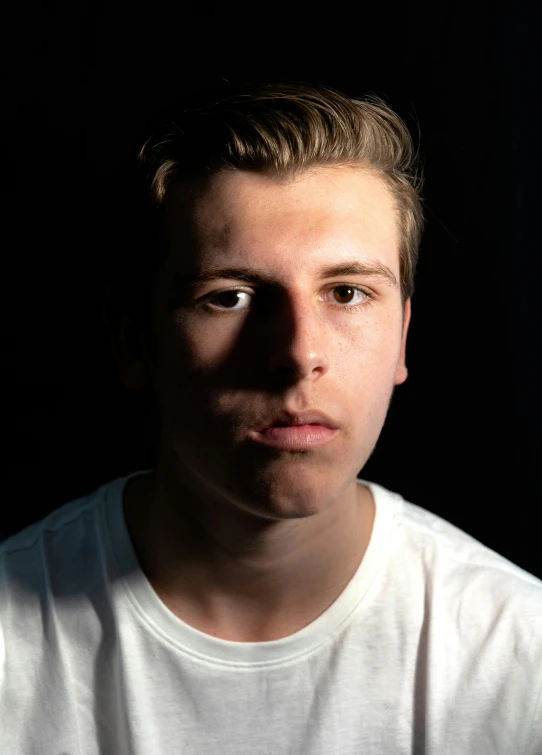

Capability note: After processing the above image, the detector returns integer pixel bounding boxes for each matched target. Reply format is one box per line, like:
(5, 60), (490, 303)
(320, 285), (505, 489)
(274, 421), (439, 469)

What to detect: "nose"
(262, 289), (331, 383)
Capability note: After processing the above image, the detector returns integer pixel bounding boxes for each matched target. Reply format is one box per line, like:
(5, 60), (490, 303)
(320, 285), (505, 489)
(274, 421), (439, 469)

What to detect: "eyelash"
(202, 284), (375, 314)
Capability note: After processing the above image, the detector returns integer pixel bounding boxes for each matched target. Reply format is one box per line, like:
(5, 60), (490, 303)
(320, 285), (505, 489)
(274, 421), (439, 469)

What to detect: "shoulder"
(368, 479), (542, 633)
(388, 485), (542, 653)
(0, 477), (123, 609)
(382, 483), (542, 591)
(389, 489), (542, 751)
(0, 489), (100, 564)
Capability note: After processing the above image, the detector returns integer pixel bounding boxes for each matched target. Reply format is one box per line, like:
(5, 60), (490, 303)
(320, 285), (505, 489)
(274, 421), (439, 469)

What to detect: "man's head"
(106, 80), (424, 519)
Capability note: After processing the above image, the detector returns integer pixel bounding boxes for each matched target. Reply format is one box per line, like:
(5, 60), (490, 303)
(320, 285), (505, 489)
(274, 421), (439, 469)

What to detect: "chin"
(231, 472), (346, 521)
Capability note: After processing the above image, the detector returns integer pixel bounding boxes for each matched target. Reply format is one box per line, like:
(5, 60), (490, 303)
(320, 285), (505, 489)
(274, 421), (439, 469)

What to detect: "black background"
(2, 2), (541, 578)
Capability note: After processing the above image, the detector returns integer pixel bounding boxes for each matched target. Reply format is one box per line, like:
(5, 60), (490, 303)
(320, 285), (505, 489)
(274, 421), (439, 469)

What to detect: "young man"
(1, 80), (541, 754)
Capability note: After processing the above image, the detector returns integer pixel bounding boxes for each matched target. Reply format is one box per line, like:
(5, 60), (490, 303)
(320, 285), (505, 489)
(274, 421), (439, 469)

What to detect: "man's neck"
(123, 468), (375, 642)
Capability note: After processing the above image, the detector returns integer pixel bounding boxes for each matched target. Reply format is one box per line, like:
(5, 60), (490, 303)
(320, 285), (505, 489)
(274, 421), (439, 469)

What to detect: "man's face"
(147, 166), (411, 519)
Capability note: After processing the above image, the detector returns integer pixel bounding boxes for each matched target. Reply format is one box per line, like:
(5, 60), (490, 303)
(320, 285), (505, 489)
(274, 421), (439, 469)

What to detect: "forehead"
(163, 166), (400, 275)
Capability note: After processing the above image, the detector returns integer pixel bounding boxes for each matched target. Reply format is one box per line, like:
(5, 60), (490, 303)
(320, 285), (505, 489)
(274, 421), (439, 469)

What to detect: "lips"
(257, 409), (339, 432)
(253, 423), (338, 449)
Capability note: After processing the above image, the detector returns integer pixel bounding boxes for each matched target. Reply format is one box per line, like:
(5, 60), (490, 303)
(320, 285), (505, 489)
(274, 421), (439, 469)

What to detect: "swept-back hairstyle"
(106, 79), (424, 351)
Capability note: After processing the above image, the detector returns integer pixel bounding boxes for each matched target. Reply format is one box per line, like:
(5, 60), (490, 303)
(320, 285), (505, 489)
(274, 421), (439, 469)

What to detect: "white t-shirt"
(1, 471), (541, 755)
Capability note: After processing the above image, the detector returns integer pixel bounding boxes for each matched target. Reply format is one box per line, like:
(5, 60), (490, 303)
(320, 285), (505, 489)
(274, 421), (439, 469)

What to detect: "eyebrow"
(173, 260), (398, 289)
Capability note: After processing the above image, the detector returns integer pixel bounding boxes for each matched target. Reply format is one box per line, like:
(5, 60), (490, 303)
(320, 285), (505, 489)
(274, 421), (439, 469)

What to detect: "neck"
(123, 459), (375, 642)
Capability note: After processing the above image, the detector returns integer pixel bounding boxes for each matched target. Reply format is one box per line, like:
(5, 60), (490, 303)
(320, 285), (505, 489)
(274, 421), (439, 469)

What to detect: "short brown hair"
(109, 80), (424, 340)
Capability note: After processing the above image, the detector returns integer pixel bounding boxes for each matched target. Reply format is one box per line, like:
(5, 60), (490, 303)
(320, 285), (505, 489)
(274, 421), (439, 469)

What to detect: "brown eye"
(333, 286), (356, 304)
(211, 290), (251, 309)
(215, 291), (239, 307)
(327, 285), (370, 311)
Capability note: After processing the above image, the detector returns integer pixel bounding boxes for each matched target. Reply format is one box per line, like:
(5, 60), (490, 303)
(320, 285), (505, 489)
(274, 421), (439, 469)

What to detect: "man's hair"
(106, 79), (424, 350)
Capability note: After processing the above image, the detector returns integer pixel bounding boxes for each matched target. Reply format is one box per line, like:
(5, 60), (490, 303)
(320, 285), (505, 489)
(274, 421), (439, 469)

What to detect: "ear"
(394, 297), (412, 386)
(103, 296), (152, 390)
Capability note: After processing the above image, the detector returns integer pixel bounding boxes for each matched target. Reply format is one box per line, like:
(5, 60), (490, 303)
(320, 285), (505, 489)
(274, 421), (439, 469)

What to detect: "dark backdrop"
(2, 1), (541, 578)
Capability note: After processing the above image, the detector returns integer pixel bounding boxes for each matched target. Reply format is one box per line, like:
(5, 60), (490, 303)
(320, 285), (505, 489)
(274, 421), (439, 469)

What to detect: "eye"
(208, 290), (253, 310)
(204, 285), (372, 312)
(331, 285), (367, 306)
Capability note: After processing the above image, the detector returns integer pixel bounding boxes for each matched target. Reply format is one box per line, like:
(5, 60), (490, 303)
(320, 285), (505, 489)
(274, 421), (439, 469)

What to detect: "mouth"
(248, 423), (339, 450)
(256, 410), (339, 433)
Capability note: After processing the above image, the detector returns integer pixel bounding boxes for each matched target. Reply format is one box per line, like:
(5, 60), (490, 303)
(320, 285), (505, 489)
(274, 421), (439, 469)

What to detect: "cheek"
(338, 324), (401, 378)
(151, 320), (242, 427)
(155, 313), (208, 369)
(149, 324), (201, 407)
(168, 314), (244, 369)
